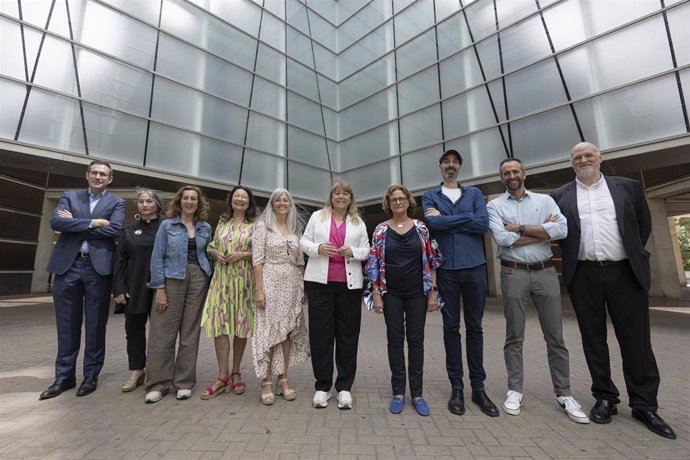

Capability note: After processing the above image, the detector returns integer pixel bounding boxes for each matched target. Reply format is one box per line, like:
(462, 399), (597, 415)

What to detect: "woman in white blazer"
(300, 180), (370, 410)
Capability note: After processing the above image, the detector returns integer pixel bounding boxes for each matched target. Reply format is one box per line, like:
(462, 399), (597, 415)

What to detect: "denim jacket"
(147, 216), (212, 288)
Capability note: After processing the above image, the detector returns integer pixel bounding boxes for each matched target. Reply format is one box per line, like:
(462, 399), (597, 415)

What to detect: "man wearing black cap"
(422, 149), (498, 417)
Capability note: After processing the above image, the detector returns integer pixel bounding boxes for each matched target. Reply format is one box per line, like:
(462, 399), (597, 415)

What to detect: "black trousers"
(125, 310), (148, 370)
(568, 261), (660, 410)
(306, 282), (362, 392)
(383, 292), (427, 398)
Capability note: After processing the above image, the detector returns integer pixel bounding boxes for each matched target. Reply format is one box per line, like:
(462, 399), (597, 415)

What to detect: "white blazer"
(300, 209), (370, 289)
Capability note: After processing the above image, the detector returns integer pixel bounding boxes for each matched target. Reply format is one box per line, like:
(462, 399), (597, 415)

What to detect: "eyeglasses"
(390, 197), (408, 203)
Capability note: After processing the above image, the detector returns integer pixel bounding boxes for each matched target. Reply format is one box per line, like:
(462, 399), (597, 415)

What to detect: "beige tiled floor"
(0, 295), (687, 459)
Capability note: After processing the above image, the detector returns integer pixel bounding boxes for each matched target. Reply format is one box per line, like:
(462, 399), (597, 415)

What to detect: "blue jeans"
(438, 265), (487, 391)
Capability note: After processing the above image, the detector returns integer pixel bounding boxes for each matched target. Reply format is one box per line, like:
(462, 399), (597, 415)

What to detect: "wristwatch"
(518, 225), (526, 235)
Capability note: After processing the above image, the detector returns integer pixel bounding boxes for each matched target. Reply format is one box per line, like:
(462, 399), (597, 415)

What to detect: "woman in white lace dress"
(252, 188), (310, 405)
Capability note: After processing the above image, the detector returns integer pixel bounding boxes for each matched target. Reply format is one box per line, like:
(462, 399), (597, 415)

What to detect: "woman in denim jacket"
(144, 185), (213, 404)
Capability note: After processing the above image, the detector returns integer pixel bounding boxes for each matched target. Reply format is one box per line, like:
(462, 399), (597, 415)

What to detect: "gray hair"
(259, 188), (303, 235)
(135, 188), (165, 217)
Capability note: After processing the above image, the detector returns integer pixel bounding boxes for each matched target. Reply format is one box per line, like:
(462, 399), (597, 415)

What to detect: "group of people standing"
(38, 141), (675, 440)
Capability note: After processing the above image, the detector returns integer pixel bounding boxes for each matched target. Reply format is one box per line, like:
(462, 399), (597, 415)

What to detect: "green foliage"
(675, 217), (690, 271)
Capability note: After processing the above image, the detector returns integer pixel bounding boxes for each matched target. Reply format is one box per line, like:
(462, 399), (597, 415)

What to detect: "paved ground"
(0, 295), (688, 459)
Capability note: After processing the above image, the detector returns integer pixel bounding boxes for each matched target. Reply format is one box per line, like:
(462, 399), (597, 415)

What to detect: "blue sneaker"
(389, 396), (405, 414)
(412, 397), (430, 416)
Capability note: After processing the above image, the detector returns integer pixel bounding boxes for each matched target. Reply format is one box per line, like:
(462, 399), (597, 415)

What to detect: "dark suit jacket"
(47, 189), (125, 276)
(551, 176), (652, 290)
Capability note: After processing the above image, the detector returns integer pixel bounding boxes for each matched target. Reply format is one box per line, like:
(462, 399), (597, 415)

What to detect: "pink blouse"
(327, 217), (347, 282)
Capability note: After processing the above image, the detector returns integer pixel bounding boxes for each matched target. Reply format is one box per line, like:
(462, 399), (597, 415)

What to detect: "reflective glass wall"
(1, 0), (688, 202)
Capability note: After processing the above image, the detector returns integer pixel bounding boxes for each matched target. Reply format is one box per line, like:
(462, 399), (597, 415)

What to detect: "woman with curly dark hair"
(144, 185), (213, 403)
(200, 186), (257, 399)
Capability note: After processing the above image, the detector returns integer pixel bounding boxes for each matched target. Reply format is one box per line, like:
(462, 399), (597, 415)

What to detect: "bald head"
(570, 142), (602, 184)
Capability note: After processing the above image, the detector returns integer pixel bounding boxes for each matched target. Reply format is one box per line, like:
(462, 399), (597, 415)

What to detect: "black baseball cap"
(439, 149), (463, 164)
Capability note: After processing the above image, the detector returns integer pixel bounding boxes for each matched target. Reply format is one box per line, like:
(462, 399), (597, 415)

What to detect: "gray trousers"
(146, 264), (209, 392)
(501, 265), (571, 396)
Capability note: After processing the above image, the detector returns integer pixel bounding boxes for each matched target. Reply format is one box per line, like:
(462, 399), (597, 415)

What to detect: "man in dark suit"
(40, 160), (125, 400)
(551, 142), (675, 439)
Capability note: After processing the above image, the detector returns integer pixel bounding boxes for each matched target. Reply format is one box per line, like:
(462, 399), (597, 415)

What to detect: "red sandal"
(200, 375), (231, 400)
(230, 371), (246, 395)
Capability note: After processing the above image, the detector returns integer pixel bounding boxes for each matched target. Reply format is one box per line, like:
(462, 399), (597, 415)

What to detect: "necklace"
(391, 219), (408, 228)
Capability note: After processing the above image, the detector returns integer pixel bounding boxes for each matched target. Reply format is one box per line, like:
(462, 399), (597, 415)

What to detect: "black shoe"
(39, 381), (76, 400)
(76, 377), (98, 397)
(472, 390), (499, 417)
(448, 389), (465, 415)
(631, 408), (676, 439)
(590, 399), (618, 424)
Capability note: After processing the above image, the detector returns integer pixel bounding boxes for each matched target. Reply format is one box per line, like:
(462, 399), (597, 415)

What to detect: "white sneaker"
(556, 396), (590, 424)
(503, 391), (523, 415)
(145, 390), (164, 404)
(337, 390), (353, 409)
(312, 390), (332, 408)
(176, 389), (192, 400)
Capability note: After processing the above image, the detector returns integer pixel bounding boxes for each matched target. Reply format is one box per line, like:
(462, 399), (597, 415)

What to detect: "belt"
(78, 252), (90, 257)
(578, 259), (626, 267)
(500, 259), (553, 271)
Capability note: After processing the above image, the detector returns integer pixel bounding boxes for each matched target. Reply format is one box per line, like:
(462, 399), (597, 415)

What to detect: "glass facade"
(1, 0), (688, 202)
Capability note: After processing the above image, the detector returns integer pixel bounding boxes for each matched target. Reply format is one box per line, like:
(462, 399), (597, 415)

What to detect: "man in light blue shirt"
(487, 158), (588, 424)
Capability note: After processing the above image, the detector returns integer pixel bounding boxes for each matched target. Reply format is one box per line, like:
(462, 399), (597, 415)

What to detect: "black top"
(187, 237), (200, 266)
(384, 226), (423, 297)
(112, 218), (161, 314)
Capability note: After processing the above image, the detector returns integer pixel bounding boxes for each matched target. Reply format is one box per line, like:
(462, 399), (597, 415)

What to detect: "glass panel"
(31, 34), (78, 96)
(335, 123), (399, 172)
(317, 75), (338, 110)
(263, 0), (285, 20)
(435, 1), (461, 22)
(545, 0), (660, 52)
(338, 88), (396, 140)
(0, 1), (19, 18)
(475, 35), (502, 81)
(46, 0), (71, 38)
(393, 0), (434, 45)
(668, 4), (690, 67)
(308, 10), (337, 52)
(100, 0), (160, 25)
(400, 144), (444, 191)
(444, 128), (509, 178)
(322, 106), (338, 140)
(399, 105), (442, 152)
(338, 2), (389, 52)
(286, 0), (309, 31)
(0, 79), (25, 140)
(393, 0), (416, 14)
(575, 75), (686, 151)
(679, 69), (690, 118)
(339, 159), (400, 202)
(287, 127), (329, 167)
(157, 34), (252, 107)
(160, 0), (257, 70)
(439, 48), (483, 98)
(511, 106), (581, 168)
(288, 163), (332, 201)
(505, 59), (567, 118)
(442, 87), (497, 139)
(260, 10), (286, 52)
(286, 26), (315, 69)
(313, 42), (338, 81)
(499, 16), (551, 73)
(487, 79), (508, 122)
(17, 88), (85, 154)
(437, 13), (473, 60)
(559, 16), (673, 99)
(241, 149), (286, 191)
(339, 25), (391, 80)
(151, 79), (248, 144)
(251, 77), (286, 120)
(496, 0), (537, 26)
(255, 44), (287, 86)
(15, 0), (52, 29)
(71, 0), (157, 69)
(245, 112), (285, 155)
(396, 29), (437, 80)
(287, 60), (320, 101)
(463, 0), (497, 41)
(338, 55), (395, 108)
(82, 103), (146, 165)
(77, 48), (152, 116)
(207, 0), (262, 37)
(287, 93), (324, 135)
(0, 18), (29, 81)
(398, 67), (439, 116)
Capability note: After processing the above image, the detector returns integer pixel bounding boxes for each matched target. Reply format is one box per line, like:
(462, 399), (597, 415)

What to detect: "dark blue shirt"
(422, 183), (488, 270)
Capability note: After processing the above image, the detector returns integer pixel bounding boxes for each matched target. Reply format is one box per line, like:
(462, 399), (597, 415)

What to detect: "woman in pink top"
(300, 180), (370, 409)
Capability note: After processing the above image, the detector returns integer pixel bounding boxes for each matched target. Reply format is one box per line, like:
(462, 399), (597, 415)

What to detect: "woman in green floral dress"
(200, 186), (257, 399)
